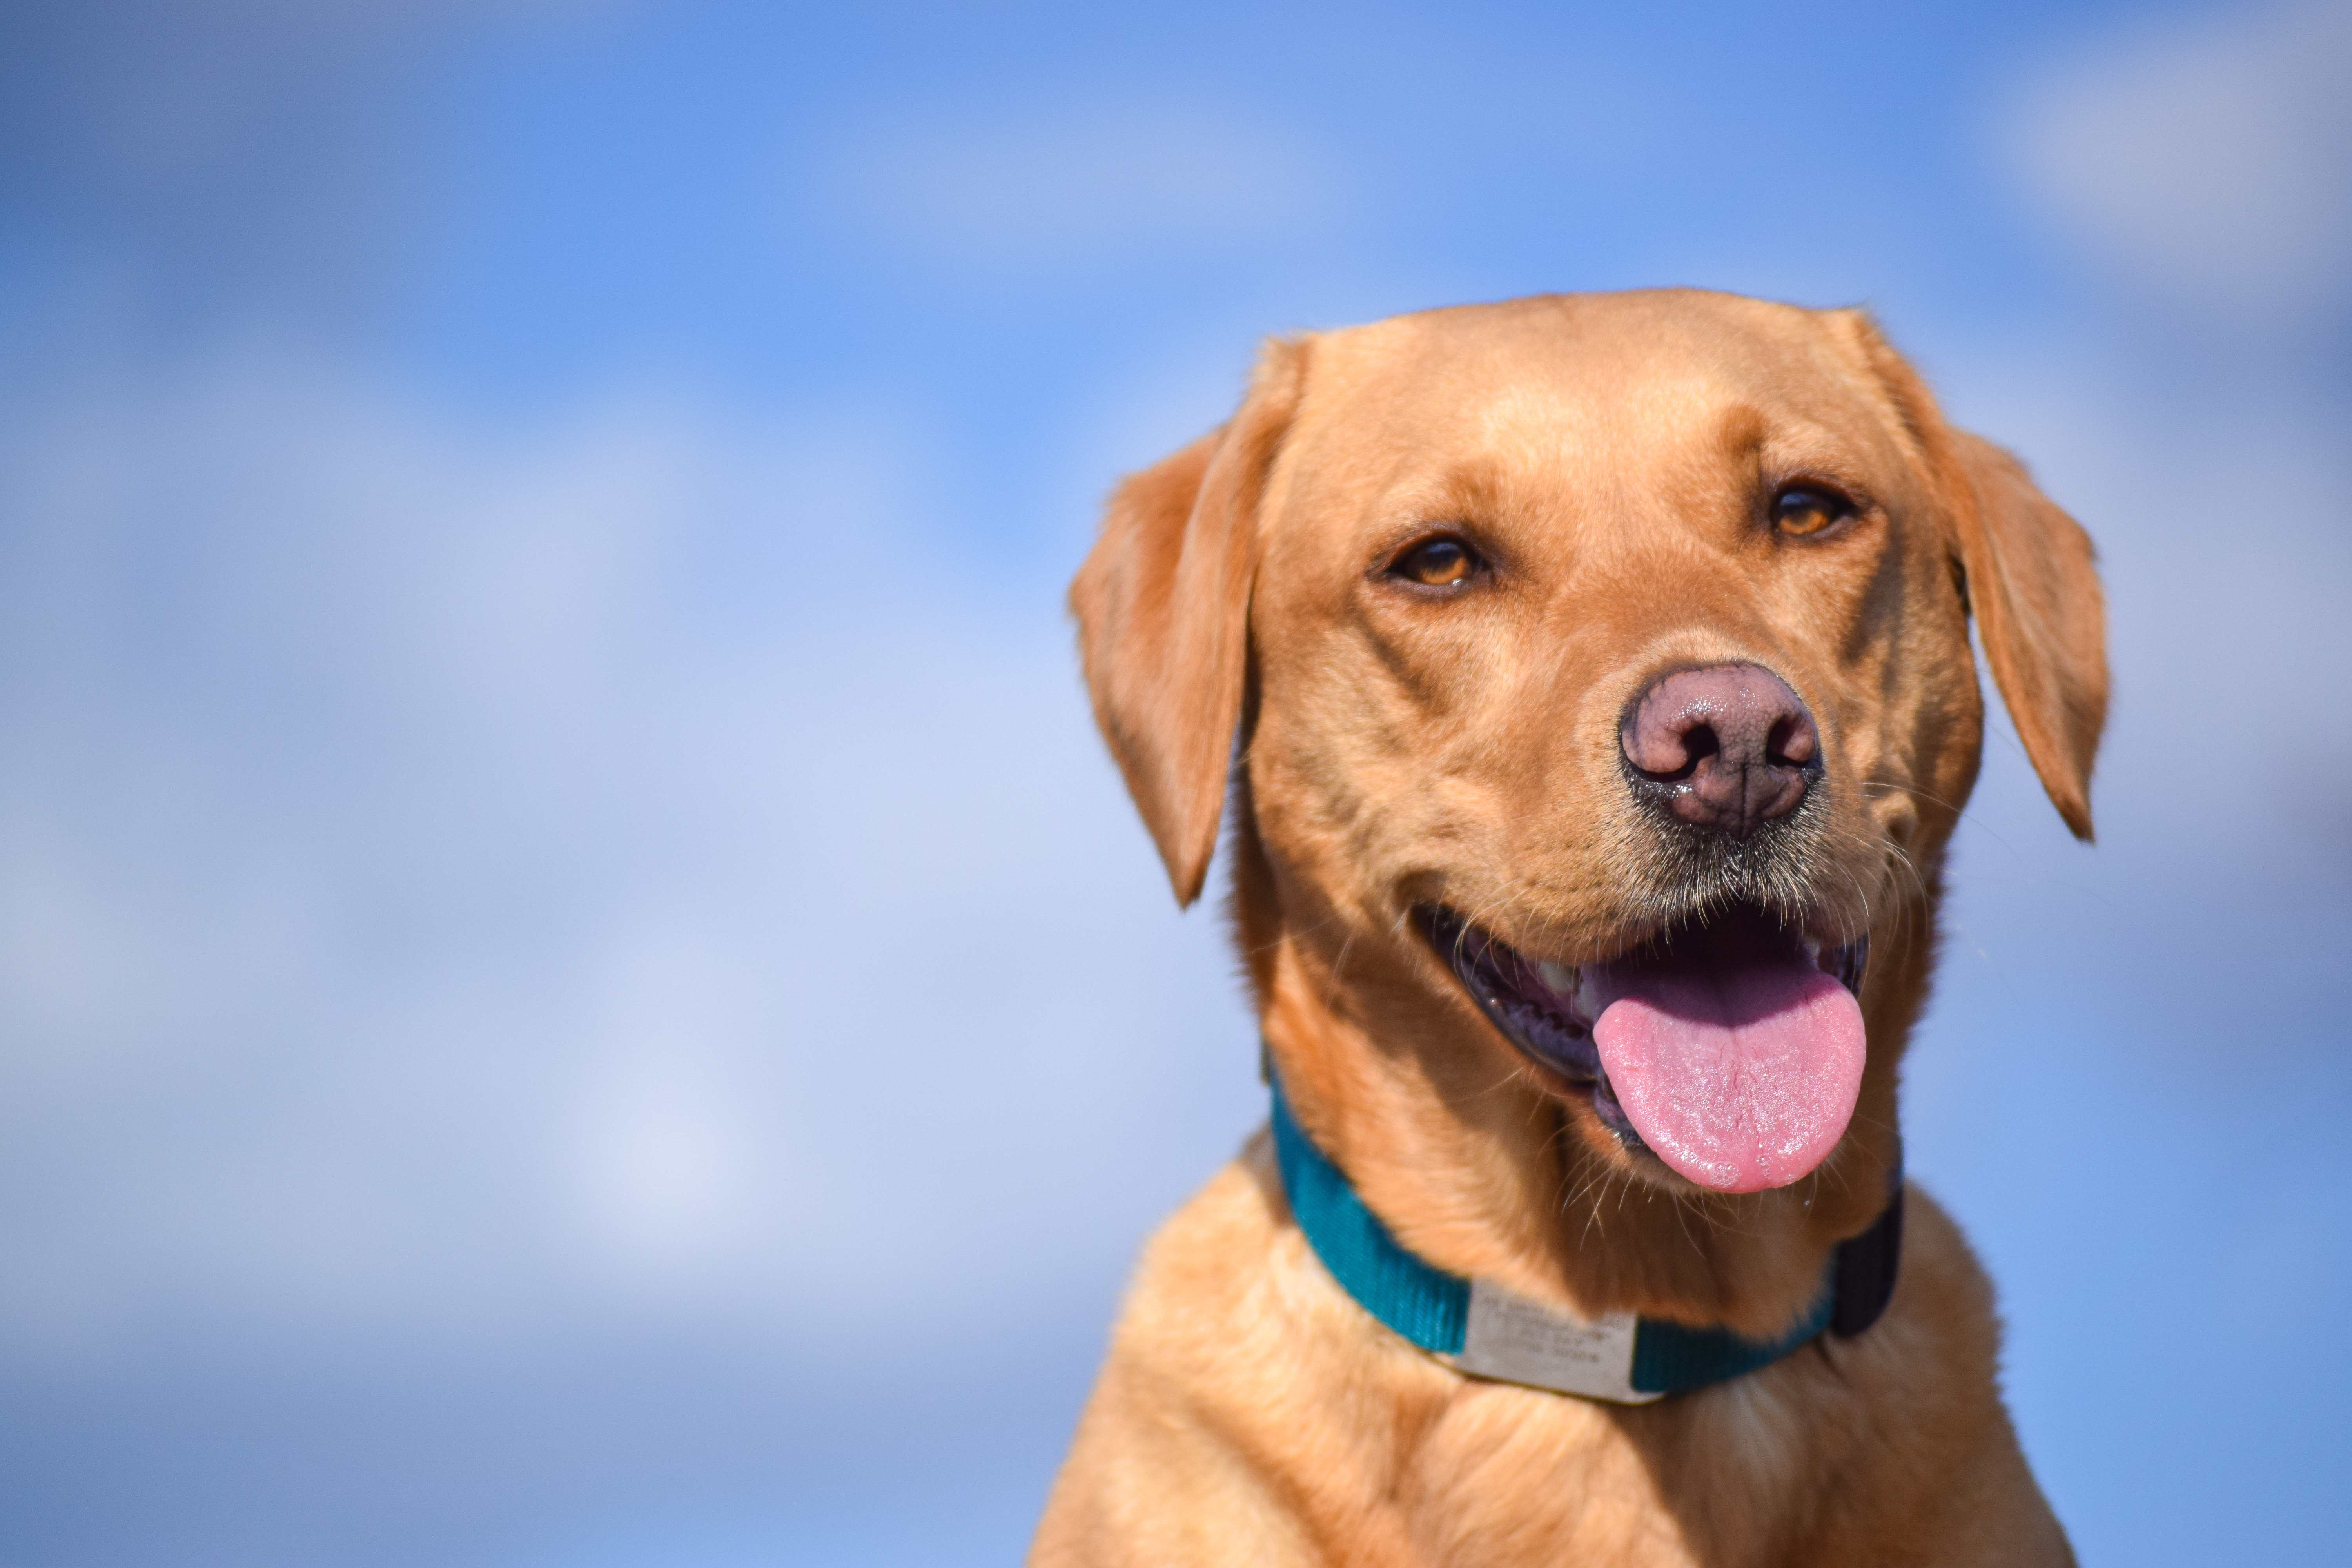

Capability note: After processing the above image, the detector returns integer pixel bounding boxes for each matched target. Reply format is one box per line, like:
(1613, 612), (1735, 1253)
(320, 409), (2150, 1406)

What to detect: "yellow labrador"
(1035, 290), (2102, 1566)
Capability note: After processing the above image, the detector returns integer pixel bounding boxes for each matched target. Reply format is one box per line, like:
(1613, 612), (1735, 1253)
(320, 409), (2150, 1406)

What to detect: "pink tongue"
(1590, 959), (1865, 1193)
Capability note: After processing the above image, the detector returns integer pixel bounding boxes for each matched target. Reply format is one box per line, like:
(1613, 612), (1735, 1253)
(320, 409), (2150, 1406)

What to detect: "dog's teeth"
(1537, 960), (1577, 995)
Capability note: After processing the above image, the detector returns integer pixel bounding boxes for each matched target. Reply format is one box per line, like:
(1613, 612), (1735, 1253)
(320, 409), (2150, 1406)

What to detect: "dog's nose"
(1621, 664), (1820, 837)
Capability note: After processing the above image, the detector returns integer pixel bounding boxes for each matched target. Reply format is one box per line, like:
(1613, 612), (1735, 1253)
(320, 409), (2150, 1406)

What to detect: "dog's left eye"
(1391, 536), (1482, 587)
(1772, 486), (1852, 538)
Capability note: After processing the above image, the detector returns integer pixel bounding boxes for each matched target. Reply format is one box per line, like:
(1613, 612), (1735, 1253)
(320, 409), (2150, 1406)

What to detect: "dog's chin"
(1415, 901), (1868, 1191)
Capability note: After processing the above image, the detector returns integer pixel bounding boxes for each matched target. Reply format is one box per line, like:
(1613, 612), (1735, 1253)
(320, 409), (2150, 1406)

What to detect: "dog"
(1033, 290), (2103, 1566)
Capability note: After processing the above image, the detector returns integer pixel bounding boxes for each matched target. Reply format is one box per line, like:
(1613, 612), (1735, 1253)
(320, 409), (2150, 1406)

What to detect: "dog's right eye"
(1390, 536), (1482, 588)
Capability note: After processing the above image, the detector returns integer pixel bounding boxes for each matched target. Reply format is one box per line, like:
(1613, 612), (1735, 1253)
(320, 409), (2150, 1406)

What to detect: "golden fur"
(1035, 290), (2103, 1566)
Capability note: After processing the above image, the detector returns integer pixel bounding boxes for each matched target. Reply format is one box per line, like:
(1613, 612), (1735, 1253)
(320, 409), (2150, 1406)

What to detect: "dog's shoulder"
(1033, 1134), (1434, 1566)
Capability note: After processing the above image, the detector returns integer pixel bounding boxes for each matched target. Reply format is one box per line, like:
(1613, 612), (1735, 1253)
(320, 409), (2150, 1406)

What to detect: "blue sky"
(0, 2), (2348, 1564)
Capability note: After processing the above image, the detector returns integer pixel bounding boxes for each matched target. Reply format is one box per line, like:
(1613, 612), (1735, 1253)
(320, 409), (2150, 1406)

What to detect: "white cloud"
(2003, 0), (2352, 317)
(0, 341), (1259, 1361)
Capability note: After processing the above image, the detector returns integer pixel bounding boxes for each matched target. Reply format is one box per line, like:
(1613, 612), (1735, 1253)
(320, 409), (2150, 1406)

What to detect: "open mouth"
(1416, 902), (1868, 1194)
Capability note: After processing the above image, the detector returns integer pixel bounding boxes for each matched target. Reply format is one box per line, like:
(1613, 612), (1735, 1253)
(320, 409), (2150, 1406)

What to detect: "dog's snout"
(1621, 664), (1821, 837)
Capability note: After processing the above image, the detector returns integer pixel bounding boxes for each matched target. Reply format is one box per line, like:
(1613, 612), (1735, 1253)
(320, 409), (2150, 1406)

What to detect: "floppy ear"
(1070, 338), (1308, 906)
(1830, 310), (2108, 840)
(1944, 430), (2109, 840)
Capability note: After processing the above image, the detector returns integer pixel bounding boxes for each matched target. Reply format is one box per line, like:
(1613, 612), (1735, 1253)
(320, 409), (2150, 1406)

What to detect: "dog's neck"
(1231, 825), (1917, 1346)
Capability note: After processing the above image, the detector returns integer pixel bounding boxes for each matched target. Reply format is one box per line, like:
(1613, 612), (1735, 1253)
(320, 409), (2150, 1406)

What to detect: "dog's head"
(1074, 291), (2103, 1221)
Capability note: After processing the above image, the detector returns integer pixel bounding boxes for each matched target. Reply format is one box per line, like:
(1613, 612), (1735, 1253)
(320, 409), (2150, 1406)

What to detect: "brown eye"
(1772, 486), (1849, 537)
(1393, 536), (1480, 587)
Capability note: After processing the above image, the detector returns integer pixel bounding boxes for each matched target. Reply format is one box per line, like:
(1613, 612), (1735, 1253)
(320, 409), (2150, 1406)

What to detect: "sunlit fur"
(1042, 290), (2105, 1567)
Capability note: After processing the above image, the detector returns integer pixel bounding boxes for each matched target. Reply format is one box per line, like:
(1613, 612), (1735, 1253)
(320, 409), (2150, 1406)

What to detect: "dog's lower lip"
(1414, 904), (1632, 1137)
(1414, 903), (1867, 1151)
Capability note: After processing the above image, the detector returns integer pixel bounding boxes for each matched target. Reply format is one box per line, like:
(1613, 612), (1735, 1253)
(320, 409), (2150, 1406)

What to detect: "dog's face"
(1075, 291), (2103, 1208)
(1252, 295), (1966, 947)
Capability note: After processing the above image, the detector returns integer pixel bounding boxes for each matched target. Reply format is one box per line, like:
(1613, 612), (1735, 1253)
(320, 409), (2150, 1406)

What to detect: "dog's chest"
(1383, 1376), (1820, 1568)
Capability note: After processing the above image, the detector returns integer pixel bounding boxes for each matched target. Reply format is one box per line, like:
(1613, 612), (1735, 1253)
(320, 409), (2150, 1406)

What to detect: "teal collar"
(1269, 1072), (1899, 1403)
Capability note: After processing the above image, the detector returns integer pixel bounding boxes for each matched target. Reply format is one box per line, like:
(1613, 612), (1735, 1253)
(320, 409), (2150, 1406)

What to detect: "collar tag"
(1452, 1281), (1664, 1405)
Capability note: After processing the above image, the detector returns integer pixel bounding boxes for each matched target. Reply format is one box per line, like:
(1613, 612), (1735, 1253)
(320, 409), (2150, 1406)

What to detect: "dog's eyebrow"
(1708, 403), (1773, 465)
(1700, 397), (1885, 498)
(1431, 454), (1511, 520)
(1712, 402), (1884, 488)
(1363, 455), (1521, 548)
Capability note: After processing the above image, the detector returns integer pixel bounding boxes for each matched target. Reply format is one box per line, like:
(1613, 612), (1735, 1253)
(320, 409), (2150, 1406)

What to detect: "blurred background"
(0, 0), (2346, 1563)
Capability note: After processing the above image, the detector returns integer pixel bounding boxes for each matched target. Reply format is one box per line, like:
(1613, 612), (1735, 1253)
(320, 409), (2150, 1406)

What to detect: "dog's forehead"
(1286, 292), (1909, 506)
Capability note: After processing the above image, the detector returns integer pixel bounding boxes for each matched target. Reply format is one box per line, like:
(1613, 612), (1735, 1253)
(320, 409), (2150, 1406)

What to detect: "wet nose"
(1620, 664), (1821, 837)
